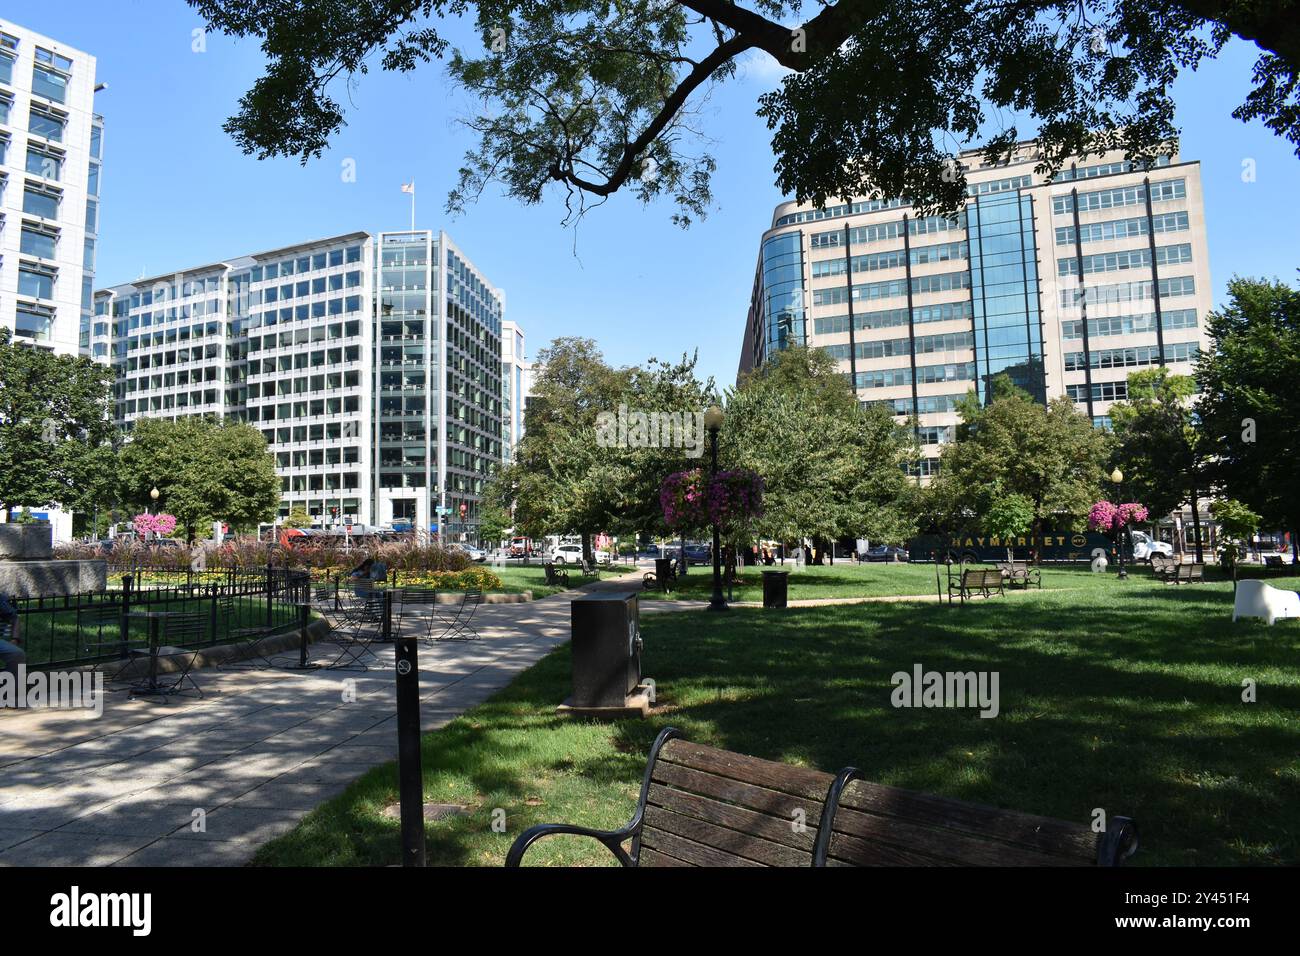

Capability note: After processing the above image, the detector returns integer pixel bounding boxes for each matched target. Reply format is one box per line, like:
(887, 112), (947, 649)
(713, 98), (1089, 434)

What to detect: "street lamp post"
(704, 405), (727, 612)
(149, 486), (160, 543)
(1110, 467), (1127, 580)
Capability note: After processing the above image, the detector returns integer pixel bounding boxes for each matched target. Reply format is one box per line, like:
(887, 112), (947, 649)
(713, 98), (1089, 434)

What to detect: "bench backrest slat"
(642, 739), (830, 866)
(829, 778), (1098, 866)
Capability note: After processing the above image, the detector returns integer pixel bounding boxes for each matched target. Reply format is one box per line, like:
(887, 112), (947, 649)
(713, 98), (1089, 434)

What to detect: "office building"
(739, 141), (1212, 477)
(0, 19), (103, 357)
(96, 229), (508, 538)
(501, 319), (532, 462)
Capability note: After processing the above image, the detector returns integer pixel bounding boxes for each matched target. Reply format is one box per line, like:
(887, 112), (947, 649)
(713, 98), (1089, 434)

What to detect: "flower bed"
(397, 567), (504, 591)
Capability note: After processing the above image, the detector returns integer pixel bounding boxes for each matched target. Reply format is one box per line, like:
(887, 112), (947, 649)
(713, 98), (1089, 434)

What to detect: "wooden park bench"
(543, 562), (569, 588)
(996, 561), (1041, 590)
(505, 728), (1139, 867)
(948, 567), (1004, 604)
(1164, 562), (1205, 586)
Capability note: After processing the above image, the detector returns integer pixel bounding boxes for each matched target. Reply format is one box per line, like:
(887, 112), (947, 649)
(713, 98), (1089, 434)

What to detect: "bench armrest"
(505, 822), (637, 867)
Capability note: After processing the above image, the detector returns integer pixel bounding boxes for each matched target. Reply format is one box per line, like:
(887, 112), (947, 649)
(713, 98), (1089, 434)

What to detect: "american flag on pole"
(401, 181), (415, 193)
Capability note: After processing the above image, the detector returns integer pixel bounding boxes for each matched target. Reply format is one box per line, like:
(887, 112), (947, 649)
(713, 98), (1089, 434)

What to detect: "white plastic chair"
(1232, 579), (1300, 626)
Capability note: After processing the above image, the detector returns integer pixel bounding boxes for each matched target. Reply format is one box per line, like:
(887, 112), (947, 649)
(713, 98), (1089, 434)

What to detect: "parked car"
(682, 543), (712, 565)
(545, 544), (612, 565)
(863, 545), (910, 562)
(447, 543), (486, 562)
(545, 543), (584, 565)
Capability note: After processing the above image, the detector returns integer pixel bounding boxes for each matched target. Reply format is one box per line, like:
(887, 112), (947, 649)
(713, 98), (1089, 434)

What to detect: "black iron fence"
(13, 567), (311, 671)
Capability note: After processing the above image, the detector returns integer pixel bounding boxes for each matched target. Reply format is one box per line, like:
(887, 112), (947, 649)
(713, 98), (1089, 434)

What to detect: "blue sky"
(12, 1), (1300, 388)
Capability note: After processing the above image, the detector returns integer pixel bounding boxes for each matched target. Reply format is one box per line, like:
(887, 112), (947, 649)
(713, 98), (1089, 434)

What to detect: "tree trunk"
(581, 532), (593, 566)
(1189, 476), (1204, 564)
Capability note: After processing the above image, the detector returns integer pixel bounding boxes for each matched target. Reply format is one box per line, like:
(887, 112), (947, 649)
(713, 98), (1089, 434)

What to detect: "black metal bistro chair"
(213, 587), (282, 670)
(128, 611), (207, 703)
(321, 588), (388, 670)
(430, 589), (484, 641)
(76, 596), (139, 676)
(395, 587), (441, 643)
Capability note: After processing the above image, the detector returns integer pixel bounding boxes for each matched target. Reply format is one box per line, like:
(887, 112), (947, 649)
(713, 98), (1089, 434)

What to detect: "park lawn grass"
(20, 594), (282, 668)
(641, 559), (1137, 602)
(490, 562), (637, 598)
(254, 572), (1300, 867)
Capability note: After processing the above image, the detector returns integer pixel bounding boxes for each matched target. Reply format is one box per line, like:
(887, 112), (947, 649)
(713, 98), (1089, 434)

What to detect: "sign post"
(391, 590), (426, 866)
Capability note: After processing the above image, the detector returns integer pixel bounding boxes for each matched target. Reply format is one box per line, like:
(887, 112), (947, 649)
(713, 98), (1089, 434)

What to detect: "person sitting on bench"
(349, 557), (389, 595)
(0, 592), (24, 683)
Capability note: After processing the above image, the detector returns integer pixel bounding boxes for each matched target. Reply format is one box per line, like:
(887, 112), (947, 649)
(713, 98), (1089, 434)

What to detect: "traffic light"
(459, 503), (468, 519)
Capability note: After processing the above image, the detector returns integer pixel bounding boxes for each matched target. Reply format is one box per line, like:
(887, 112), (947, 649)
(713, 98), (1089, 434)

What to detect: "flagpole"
(410, 179), (416, 232)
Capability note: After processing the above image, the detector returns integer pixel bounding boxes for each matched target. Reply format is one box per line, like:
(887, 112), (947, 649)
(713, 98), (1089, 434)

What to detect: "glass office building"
(0, 19), (103, 359)
(96, 230), (509, 539)
(739, 141), (1213, 477)
(500, 320), (531, 463)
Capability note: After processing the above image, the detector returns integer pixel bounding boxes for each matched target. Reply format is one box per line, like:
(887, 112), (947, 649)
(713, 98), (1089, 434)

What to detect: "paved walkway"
(0, 573), (671, 867)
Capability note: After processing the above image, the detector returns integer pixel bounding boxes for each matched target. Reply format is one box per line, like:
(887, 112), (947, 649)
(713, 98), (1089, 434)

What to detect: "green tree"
(929, 376), (1112, 554)
(192, 0), (1300, 226)
(721, 346), (917, 556)
(982, 486), (1037, 561)
(476, 499), (512, 548)
(491, 338), (632, 562)
(1196, 277), (1300, 561)
(490, 339), (717, 562)
(1210, 497), (1262, 570)
(1108, 366), (1206, 559)
(118, 418), (280, 542)
(284, 506), (314, 529)
(0, 328), (115, 520)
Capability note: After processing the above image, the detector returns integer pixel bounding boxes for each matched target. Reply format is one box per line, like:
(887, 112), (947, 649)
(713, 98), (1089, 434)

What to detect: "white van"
(1130, 530), (1174, 562)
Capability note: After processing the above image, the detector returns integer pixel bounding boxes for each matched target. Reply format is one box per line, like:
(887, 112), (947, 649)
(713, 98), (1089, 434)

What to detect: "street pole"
(705, 407), (727, 612)
(391, 590), (426, 866)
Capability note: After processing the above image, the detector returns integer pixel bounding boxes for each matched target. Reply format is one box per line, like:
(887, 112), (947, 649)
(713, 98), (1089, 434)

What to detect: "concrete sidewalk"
(0, 573), (666, 867)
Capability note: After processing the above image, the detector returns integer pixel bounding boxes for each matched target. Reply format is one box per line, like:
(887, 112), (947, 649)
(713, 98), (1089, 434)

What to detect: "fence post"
(265, 562), (274, 628)
(392, 589), (426, 867)
(298, 600), (311, 668)
(209, 584), (219, 642)
(119, 574), (133, 659)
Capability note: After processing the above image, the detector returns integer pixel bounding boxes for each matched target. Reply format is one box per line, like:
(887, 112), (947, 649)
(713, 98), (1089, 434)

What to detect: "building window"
(15, 304), (55, 340)
(19, 264), (56, 299)
(29, 107), (66, 143)
(26, 146), (63, 180)
(32, 64), (70, 104)
(19, 225), (58, 259)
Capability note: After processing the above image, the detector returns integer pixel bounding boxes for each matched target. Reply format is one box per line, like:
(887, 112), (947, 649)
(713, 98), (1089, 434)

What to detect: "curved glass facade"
(761, 232), (807, 356)
(967, 192), (1045, 403)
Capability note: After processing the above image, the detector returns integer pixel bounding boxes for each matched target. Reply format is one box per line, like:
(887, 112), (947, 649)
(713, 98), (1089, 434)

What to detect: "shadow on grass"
(255, 575), (1299, 867)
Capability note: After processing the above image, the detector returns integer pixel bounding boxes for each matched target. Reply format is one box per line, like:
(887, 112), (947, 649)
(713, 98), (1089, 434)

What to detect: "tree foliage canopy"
(192, 0), (1300, 225)
(721, 345), (917, 544)
(1195, 276), (1300, 534)
(927, 376), (1112, 535)
(117, 417), (281, 540)
(1108, 366), (1200, 520)
(0, 329), (116, 517)
(488, 337), (716, 541)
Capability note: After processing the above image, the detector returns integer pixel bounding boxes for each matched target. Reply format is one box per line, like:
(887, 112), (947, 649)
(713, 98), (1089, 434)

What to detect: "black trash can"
(570, 592), (642, 708)
(654, 557), (675, 593)
(762, 570), (789, 609)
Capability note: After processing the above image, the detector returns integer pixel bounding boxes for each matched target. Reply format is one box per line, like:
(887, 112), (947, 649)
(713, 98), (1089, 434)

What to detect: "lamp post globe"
(1109, 468), (1127, 579)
